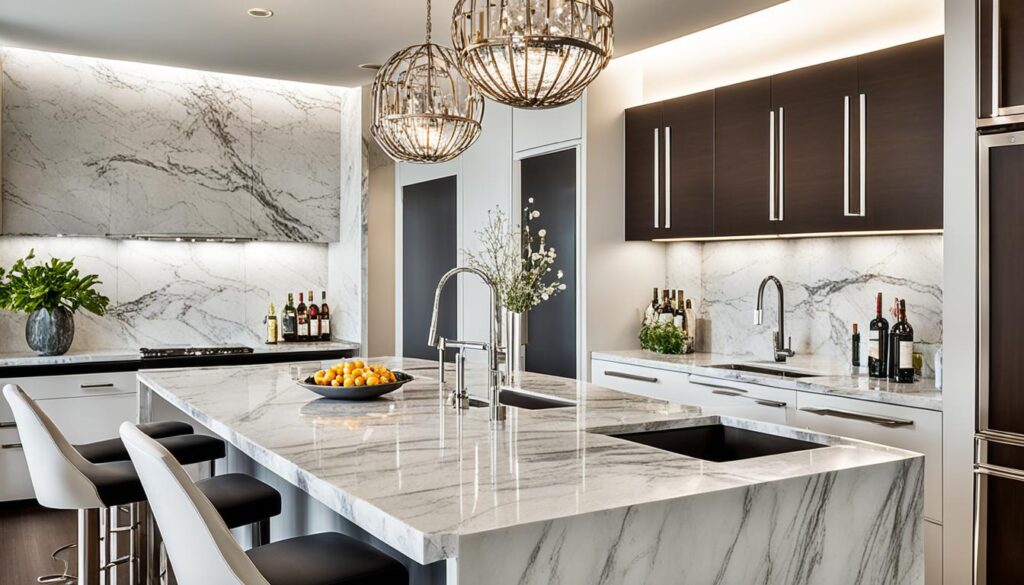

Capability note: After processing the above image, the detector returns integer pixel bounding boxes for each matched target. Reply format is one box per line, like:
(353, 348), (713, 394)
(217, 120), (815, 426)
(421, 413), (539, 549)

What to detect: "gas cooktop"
(140, 346), (254, 359)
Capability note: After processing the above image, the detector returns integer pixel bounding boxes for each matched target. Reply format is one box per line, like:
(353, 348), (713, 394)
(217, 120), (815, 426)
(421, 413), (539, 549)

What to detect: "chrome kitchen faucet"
(755, 275), (796, 363)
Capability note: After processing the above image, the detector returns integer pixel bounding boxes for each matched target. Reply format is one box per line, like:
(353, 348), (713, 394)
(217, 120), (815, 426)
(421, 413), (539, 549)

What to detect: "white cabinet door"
(794, 392), (942, 523)
(925, 520), (942, 585)
(685, 375), (798, 425)
(591, 359), (692, 404)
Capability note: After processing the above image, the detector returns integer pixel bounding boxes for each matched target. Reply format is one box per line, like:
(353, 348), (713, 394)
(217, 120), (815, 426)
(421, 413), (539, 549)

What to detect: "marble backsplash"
(1, 47), (352, 242)
(0, 237), (334, 352)
(666, 235), (943, 375)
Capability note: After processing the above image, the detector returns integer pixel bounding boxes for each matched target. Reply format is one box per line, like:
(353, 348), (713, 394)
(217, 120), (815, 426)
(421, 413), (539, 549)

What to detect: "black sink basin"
(607, 424), (826, 462)
(707, 364), (818, 378)
(466, 389), (576, 410)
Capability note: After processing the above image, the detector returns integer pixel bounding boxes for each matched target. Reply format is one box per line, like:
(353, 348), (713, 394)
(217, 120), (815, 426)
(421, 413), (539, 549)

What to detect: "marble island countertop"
(138, 357), (922, 567)
(592, 350), (943, 411)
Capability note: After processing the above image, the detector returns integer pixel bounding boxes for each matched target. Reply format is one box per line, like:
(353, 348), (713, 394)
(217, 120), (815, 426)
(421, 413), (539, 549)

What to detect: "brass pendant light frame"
(371, 0), (485, 163)
(452, 0), (614, 109)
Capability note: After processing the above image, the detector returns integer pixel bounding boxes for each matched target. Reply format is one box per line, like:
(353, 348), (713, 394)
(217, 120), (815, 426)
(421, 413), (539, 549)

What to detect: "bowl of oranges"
(297, 360), (413, 400)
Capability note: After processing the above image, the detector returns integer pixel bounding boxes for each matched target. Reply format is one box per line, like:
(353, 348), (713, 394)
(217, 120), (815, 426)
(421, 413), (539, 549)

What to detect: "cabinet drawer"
(0, 372), (137, 422)
(686, 375), (798, 425)
(795, 392), (941, 522)
(591, 360), (692, 404)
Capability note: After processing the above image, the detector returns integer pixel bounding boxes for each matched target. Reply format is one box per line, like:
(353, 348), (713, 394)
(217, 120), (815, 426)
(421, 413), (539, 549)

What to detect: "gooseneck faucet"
(755, 275), (795, 363)
(428, 267), (507, 424)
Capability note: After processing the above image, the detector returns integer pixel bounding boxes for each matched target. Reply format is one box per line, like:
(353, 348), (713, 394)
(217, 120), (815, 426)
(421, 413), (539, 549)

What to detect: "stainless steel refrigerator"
(976, 129), (1024, 584)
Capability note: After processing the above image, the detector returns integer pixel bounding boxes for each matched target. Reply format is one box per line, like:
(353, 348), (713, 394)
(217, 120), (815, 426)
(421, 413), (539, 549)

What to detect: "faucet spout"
(427, 266), (507, 424)
(755, 275), (795, 363)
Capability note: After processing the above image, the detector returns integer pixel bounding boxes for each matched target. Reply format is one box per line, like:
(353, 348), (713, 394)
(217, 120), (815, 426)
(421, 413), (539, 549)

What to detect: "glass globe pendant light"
(451, 0), (614, 109)
(371, 0), (485, 163)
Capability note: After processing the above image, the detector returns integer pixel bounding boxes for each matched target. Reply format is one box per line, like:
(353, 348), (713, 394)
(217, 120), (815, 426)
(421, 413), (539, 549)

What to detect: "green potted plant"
(0, 250), (111, 356)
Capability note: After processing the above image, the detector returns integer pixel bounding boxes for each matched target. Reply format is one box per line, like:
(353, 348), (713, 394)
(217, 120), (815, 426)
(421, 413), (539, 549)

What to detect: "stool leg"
(100, 507), (111, 585)
(252, 518), (270, 548)
(78, 509), (101, 585)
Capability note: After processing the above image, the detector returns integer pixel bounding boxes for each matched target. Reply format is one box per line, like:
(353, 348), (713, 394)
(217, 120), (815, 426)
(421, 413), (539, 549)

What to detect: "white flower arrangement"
(464, 198), (567, 314)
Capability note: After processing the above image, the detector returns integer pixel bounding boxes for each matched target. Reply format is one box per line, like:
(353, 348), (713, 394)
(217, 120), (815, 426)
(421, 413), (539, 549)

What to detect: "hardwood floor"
(0, 501), (76, 584)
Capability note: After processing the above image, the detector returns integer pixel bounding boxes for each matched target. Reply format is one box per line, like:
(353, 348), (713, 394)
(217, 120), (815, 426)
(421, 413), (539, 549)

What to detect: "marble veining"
(0, 237), (343, 352)
(138, 356), (922, 571)
(593, 349), (942, 411)
(666, 236), (943, 376)
(1, 47), (357, 243)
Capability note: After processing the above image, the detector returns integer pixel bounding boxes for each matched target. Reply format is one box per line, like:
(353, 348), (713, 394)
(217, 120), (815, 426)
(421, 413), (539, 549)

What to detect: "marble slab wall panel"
(0, 237), (330, 352)
(1, 48), (350, 242)
(666, 235), (943, 373)
(456, 457), (924, 585)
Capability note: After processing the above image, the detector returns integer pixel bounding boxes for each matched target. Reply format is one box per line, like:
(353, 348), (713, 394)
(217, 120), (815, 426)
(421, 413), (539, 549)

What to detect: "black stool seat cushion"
(247, 532), (407, 585)
(87, 461), (147, 506)
(78, 433), (224, 465)
(137, 421), (194, 439)
(196, 474), (282, 529)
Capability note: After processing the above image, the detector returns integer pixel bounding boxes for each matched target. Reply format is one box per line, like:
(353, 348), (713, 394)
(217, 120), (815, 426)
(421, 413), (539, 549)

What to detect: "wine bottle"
(320, 291), (331, 341)
(851, 323), (860, 368)
(887, 298), (901, 380)
(673, 290), (687, 331)
(645, 288), (659, 324)
(891, 299), (915, 383)
(282, 294), (297, 342)
(296, 292), (309, 341)
(658, 290), (673, 324)
(307, 289), (319, 341)
(868, 293), (889, 378)
(684, 299), (697, 353)
(265, 303), (278, 344)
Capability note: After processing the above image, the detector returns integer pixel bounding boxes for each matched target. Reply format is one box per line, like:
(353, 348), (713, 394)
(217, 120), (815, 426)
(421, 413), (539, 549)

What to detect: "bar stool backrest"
(3, 384), (104, 509)
(119, 422), (271, 585)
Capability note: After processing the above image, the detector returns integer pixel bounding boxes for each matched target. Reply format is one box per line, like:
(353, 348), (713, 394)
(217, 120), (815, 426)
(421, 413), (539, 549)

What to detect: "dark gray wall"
(521, 149), (577, 378)
(402, 176), (457, 361)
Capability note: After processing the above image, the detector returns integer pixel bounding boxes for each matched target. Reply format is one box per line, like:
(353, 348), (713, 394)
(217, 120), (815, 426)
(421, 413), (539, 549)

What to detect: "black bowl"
(296, 371), (413, 400)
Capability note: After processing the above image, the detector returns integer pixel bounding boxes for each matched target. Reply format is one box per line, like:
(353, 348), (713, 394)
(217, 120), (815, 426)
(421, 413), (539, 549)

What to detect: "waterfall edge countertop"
(592, 350), (943, 411)
(137, 357), (922, 567)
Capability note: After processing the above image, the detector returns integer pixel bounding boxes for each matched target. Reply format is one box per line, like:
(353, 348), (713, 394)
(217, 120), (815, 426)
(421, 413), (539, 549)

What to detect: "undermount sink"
(707, 363), (818, 379)
(468, 389), (576, 410)
(605, 424), (826, 462)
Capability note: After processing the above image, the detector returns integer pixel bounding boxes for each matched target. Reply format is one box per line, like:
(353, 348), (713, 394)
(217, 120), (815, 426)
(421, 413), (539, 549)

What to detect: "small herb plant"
(465, 199), (566, 314)
(0, 250), (110, 316)
(639, 321), (688, 355)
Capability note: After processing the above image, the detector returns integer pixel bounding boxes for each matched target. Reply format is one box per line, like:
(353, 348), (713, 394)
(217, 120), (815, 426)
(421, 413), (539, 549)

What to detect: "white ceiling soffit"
(0, 0), (785, 87)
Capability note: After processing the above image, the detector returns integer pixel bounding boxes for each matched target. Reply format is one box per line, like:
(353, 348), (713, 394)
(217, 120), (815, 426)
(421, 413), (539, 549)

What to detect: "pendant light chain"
(425, 0), (432, 44)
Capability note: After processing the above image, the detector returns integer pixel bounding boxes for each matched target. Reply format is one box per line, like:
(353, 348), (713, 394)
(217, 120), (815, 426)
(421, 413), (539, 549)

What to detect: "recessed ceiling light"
(247, 8), (274, 18)
(359, 64), (383, 70)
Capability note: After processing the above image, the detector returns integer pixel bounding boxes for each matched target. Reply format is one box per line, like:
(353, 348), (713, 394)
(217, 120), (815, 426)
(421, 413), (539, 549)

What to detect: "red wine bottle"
(320, 291), (331, 341)
(307, 289), (319, 340)
(868, 292), (889, 378)
(296, 292), (309, 341)
(891, 299), (915, 383)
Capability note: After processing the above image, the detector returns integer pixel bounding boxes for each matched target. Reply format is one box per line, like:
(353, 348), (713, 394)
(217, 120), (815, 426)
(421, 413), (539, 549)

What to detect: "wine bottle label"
(868, 334), (880, 360)
(899, 341), (914, 369)
(298, 321), (309, 337)
(673, 315), (683, 328)
(321, 319), (330, 336)
(658, 313), (673, 324)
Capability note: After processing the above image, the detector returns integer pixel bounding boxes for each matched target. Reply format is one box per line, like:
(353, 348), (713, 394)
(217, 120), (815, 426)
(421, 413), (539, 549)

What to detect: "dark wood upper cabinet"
(662, 91), (715, 239)
(714, 78), (775, 237)
(859, 36), (944, 231)
(625, 103), (663, 241)
(980, 0), (1024, 118)
(772, 57), (863, 234)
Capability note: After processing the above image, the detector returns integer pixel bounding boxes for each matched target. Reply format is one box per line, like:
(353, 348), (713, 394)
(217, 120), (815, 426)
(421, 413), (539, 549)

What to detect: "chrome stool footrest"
(37, 542), (77, 584)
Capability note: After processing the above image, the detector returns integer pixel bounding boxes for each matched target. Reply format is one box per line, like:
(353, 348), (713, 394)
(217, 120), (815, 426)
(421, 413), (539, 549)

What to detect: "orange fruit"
(343, 378), (355, 387)
(354, 376), (366, 386)
(330, 379), (341, 387)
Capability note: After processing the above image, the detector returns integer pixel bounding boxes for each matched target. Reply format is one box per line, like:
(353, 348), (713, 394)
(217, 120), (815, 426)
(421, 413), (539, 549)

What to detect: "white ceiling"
(0, 0), (786, 87)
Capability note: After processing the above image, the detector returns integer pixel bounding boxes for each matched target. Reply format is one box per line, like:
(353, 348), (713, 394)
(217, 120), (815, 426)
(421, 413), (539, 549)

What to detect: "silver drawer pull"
(0, 421), (15, 428)
(1, 442), (23, 450)
(604, 370), (658, 383)
(80, 382), (116, 389)
(690, 379), (748, 393)
(800, 406), (913, 427)
(976, 462), (1024, 483)
(711, 389), (787, 408)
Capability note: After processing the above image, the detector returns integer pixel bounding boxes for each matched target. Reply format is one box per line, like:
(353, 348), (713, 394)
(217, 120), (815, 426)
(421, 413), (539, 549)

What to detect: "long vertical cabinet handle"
(859, 93), (867, 216)
(664, 126), (672, 230)
(777, 107), (785, 221)
(653, 128), (660, 229)
(843, 95), (852, 215)
(993, 0), (1001, 117)
(769, 110), (777, 221)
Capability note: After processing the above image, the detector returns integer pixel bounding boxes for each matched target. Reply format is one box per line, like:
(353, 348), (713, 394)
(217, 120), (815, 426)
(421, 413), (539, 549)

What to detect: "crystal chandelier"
(452, 0), (614, 109)
(371, 0), (485, 163)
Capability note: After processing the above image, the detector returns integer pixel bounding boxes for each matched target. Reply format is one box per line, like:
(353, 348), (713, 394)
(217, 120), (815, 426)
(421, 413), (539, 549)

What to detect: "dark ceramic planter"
(26, 307), (75, 356)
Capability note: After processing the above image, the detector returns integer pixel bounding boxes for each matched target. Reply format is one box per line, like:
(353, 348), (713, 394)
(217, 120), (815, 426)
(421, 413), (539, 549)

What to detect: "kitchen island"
(137, 357), (923, 585)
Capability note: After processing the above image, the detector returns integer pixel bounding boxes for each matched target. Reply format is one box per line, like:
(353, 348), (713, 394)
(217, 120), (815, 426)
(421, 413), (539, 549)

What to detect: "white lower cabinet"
(0, 372), (138, 502)
(591, 360), (692, 403)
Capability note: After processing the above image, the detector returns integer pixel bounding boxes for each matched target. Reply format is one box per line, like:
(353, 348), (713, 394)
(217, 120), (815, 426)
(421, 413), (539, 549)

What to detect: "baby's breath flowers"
(465, 198), (567, 314)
